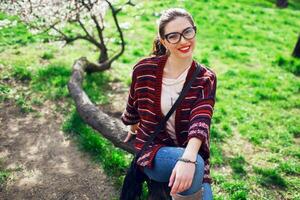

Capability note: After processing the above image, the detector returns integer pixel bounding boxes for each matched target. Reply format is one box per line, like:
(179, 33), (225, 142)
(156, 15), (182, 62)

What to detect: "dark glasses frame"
(163, 26), (197, 44)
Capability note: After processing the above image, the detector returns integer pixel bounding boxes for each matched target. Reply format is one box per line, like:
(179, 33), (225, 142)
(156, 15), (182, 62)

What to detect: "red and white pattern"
(121, 55), (217, 184)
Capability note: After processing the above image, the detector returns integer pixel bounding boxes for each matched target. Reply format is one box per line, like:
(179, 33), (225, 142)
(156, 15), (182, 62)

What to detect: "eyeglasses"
(164, 26), (197, 44)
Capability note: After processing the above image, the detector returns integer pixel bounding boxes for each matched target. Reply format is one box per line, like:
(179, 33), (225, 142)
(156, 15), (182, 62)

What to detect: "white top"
(161, 66), (191, 145)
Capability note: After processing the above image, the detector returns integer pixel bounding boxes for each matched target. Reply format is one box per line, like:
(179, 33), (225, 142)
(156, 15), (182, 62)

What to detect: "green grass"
(62, 111), (130, 178)
(274, 55), (300, 76)
(0, 83), (11, 102)
(0, 159), (10, 186)
(0, 12), (51, 48)
(41, 51), (55, 60)
(253, 166), (287, 188)
(31, 63), (71, 100)
(229, 155), (247, 177)
(0, 0), (300, 199)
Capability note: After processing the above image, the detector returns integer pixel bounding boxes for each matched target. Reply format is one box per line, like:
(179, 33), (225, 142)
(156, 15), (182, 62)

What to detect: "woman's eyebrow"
(165, 26), (192, 35)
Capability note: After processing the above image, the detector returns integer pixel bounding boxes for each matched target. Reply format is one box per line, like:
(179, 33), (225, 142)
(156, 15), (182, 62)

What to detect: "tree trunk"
(68, 57), (172, 199)
(292, 35), (300, 58)
(67, 57), (135, 154)
(276, 0), (288, 8)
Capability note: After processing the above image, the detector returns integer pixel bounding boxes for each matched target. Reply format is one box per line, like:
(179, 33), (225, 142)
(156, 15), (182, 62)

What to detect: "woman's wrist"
(128, 129), (137, 135)
(177, 157), (197, 165)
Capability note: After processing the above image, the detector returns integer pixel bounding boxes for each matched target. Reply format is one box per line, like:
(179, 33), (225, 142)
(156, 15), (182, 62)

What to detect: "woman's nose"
(179, 36), (190, 44)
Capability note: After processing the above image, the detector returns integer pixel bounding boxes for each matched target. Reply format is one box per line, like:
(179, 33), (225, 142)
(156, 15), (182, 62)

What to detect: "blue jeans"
(142, 146), (213, 200)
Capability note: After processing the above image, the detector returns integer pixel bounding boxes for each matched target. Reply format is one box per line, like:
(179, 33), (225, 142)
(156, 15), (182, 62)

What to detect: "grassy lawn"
(0, 0), (299, 199)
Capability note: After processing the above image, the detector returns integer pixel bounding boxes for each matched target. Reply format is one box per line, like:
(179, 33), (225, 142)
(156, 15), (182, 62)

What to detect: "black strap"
(135, 63), (201, 159)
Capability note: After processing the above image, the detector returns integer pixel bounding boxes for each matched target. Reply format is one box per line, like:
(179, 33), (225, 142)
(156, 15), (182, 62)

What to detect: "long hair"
(151, 8), (195, 56)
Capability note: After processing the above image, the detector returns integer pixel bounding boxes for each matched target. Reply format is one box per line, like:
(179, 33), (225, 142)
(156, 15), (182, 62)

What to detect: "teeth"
(179, 46), (190, 50)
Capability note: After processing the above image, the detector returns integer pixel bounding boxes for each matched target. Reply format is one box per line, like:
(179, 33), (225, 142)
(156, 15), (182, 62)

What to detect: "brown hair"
(151, 8), (195, 56)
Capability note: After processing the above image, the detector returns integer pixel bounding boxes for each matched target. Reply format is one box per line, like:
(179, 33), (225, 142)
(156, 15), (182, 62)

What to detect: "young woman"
(121, 8), (217, 200)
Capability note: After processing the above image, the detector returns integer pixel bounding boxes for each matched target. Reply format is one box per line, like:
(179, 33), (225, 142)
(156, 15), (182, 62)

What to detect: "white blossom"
(0, 0), (109, 35)
(120, 22), (131, 29)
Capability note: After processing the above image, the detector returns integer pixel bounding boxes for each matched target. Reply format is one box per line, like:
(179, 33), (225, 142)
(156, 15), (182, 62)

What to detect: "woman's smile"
(178, 45), (191, 53)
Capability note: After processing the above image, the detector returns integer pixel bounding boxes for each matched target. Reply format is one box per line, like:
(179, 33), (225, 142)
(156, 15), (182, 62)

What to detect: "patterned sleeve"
(187, 71), (217, 144)
(120, 66), (140, 125)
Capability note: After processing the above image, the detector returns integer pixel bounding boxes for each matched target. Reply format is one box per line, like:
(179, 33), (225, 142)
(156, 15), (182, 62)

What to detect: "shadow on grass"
(229, 155), (247, 178)
(253, 166), (287, 189)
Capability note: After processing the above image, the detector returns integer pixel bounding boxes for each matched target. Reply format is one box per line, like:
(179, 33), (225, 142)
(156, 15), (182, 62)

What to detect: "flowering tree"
(1, 0), (135, 72)
(1, 0), (138, 152)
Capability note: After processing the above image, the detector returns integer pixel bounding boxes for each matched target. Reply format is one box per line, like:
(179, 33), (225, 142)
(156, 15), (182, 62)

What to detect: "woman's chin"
(174, 51), (193, 59)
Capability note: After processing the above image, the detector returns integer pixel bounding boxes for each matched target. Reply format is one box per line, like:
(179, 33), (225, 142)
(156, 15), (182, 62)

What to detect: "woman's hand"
(169, 160), (196, 195)
(123, 123), (139, 143)
(123, 131), (135, 143)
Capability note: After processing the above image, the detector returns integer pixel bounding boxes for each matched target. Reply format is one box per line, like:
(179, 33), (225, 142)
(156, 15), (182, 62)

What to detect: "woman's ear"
(159, 38), (166, 48)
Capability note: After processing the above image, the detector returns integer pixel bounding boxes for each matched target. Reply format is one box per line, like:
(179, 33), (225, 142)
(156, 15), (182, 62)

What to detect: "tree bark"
(292, 35), (300, 58)
(276, 0), (288, 8)
(67, 57), (135, 154)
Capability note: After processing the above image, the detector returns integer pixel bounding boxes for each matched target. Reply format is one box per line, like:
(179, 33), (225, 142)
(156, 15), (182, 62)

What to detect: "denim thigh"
(142, 146), (208, 196)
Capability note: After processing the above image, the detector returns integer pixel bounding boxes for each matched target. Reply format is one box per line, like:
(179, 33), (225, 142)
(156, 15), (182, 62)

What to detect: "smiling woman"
(121, 8), (217, 200)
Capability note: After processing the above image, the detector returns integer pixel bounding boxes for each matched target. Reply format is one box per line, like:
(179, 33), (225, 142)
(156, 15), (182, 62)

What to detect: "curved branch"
(67, 57), (135, 154)
(104, 0), (126, 65)
(115, 0), (136, 14)
(77, 18), (102, 47)
(50, 25), (100, 48)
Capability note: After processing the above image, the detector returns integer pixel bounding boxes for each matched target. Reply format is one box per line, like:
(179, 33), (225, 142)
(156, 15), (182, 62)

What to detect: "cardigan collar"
(154, 54), (197, 120)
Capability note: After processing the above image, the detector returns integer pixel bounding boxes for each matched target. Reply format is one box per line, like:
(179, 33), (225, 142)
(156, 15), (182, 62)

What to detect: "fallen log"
(67, 57), (135, 154)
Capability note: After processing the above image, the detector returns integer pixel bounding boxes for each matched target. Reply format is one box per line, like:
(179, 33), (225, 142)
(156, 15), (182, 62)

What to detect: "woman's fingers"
(123, 132), (133, 143)
(183, 181), (192, 192)
(187, 180), (192, 190)
(177, 180), (186, 193)
(170, 175), (181, 195)
(170, 162), (195, 194)
(169, 169), (175, 187)
(179, 177), (192, 193)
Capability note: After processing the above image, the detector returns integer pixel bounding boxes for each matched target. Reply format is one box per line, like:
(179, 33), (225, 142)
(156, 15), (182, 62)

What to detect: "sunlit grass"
(0, 0), (299, 199)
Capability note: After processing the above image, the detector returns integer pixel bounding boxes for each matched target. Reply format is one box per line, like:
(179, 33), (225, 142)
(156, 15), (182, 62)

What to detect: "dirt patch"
(221, 127), (273, 167)
(0, 100), (118, 200)
(99, 81), (129, 118)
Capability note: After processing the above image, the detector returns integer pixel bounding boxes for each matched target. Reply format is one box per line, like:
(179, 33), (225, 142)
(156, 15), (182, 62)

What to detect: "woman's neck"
(163, 54), (193, 78)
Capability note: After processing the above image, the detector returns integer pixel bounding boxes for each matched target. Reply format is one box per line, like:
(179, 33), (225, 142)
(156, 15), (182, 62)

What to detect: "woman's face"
(160, 17), (196, 59)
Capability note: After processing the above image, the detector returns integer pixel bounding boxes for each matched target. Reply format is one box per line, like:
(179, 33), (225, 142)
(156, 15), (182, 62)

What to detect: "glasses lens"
(183, 27), (195, 39)
(166, 33), (180, 44)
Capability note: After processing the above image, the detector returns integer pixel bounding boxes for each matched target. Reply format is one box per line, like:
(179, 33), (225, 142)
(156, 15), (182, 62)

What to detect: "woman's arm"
(123, 122), (139, 143)
(181, 137), (202, 161)
(130, 123), (139, 133)
(169, 71), (217, 195)
(168, 138), (202, 195)
(120, 67), (140, 125)
(185, 71), (217, 159)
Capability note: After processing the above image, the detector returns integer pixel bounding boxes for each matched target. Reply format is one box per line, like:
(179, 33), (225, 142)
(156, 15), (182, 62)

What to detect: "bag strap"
(136, 63), (201, 159)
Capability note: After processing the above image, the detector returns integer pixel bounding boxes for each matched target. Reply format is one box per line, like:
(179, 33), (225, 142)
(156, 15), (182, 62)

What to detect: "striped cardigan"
(121, 54), (217, 183)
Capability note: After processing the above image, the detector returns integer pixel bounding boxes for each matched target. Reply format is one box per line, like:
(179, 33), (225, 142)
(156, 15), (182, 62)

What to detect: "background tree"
(1, 0), (137, 158)
(292, 35), (300, 58)
(276, 0), (288, 8)
(1, 0), (135, 73)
